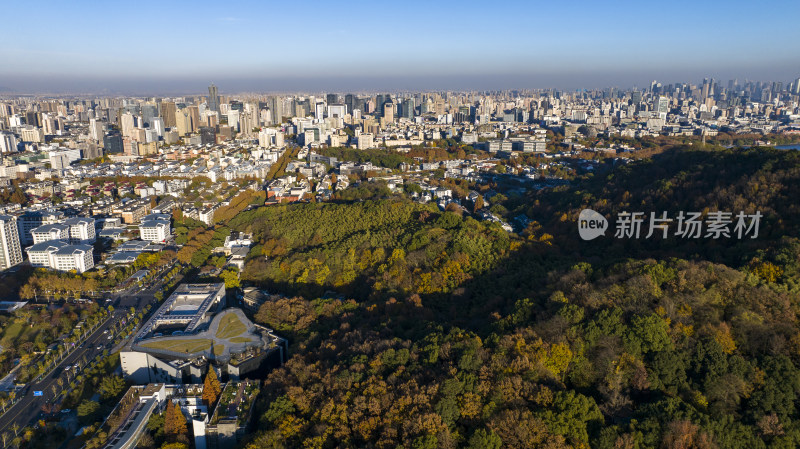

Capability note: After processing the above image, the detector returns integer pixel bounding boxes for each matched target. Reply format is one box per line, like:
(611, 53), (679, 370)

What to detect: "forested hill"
(518, 146), (800, 268)
(237, 146), (800, 449)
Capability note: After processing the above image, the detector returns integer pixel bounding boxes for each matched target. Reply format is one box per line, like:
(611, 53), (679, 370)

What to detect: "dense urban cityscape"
(0, 75), (798, 448)
(2, 0), (800, 447)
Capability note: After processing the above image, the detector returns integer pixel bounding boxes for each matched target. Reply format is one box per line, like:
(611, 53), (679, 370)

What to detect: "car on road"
(60, 409), (71, 414)
(103, 329), (108, 334)
(97, 345), (103, 350)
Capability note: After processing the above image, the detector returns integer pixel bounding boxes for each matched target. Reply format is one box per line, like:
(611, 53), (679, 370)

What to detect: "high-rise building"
(104, 132), (124, 153)
(227, 110), (240, 132)
(383, 100), (394, 123)
(654, 96), (669, 120)
(141, 104), (158, 127)
(376, 94), (385, 113)
(208, 83), (220, 113)
(151, 117), (165, 137)
(187, 106), (200, 133)
(326, 94), (338, 105)
(41, 113), (56, 135)
(345, 94), (355, 115)
(121, 112), (136, 137)
(160, 101), (177, 128)
(0, 132), (17, 154)
(89, 118), (105, 141)
(0, 215), (23, 270)
(25, 111), (40, 128)
(401, 98), (415, 119)
(176, 109), (192, 136)
(267, 96), (282, 125)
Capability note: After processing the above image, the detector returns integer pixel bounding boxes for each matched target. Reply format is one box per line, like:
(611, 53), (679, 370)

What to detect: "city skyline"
(1, 0), (799, 94)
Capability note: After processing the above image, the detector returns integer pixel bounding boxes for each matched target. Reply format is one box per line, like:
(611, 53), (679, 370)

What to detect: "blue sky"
(1, 0), (799, 93)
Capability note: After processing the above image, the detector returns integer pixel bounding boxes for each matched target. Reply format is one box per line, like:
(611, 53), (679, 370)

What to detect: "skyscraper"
(345, 94), (355, 115)
(401, 98), (415, 119)
(0, 215), (23, 271)
(160, 101), (177, 128)
(141, 104), (158, 127)
(376, 94), (385, 114)
(654, 96), (669, 120)
(121, 112), (136, 137)
(268, 96), (283, 125)
(0, 132), (18, 153)
(208, 83), (220, 113)
(176, 110), (192, 136)
(89, 118), (105, 141)
(383, 100), (394, 123)
(151, 117), (165, 137)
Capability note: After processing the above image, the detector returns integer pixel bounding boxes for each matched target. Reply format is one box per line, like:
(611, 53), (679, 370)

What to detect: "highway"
(0, 266), (179, 440)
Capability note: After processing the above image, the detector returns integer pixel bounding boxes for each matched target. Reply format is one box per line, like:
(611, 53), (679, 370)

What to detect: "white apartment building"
(139, 214), (171, 242)
(63, 217), (96, 244)
(0, 215), (23, 270)
(53, 244), (94, 273)
(17, 210), (65, 245)
(198, 206), (218, 226)
(31, 223), (69, 244)
(26, 240), (69, 268)
(26, 240), (94, 273)
(30, 217), (95, 245)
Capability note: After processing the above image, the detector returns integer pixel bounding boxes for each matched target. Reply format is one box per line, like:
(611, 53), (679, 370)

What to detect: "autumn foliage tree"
(202, 369), (222, 407)
(163, 400), (189, 444)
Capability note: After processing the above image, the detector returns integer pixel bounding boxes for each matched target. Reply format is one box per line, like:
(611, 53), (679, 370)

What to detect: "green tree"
(98, 375), (126, 400)
(220, 268), (240, 289)
(77, 400), (100, 423)
(467, 429), (502, 449)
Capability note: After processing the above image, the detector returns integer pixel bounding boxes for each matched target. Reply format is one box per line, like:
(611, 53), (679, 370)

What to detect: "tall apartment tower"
(654, 96), (669, 120)
(160, 101), (177, 128)
(0, 215), (23, 270)
(267, 96), (283, 125)
(208, 83), (220, 113)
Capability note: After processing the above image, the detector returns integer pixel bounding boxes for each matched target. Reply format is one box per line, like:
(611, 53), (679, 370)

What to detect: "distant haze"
(1, 0), (799, 95)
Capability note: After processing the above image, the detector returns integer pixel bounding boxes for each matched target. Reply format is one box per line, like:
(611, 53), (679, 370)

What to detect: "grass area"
(213, 344), (226, 356)
(230, 336), (254, 343)
(216, 313), (247, 339)
(140, 338), (211, 354)
(1, 322), (24, 342)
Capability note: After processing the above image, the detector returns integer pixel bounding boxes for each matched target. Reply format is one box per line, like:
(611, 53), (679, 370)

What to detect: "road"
(0, 265), (180, 440)
(0, 309), (123, 437)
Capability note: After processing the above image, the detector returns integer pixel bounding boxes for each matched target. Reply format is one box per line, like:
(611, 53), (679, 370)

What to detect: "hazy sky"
(1, 0), (799, 94)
